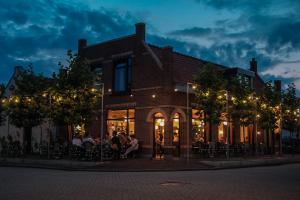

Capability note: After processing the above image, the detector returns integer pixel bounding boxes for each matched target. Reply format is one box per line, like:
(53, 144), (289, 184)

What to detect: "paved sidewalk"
(1, 155), (300, 171)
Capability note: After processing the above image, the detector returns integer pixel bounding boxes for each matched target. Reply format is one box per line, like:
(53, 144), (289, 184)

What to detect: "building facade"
(79, 23), (266, 158)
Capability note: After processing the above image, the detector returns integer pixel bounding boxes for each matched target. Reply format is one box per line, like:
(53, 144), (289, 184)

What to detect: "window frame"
(112, 57), (132, 94)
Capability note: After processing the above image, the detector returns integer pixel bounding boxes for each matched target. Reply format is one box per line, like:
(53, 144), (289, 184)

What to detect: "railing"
(192, 142), (275, 158)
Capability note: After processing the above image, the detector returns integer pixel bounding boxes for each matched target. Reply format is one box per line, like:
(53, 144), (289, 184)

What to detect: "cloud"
(169, 27), (213, 37)
(195, 0), (300, 13)
(0, 0), (136, 84)
(261, 62), (300, 79)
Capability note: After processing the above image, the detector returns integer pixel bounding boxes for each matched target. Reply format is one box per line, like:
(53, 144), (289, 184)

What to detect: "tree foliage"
(230, 77), (256, 128)
(282, 83), (300, 135)
(0, 83), (6, 126)
(194, 64), (227, 140)
(50, 50), (102, 135)
(5, 65), (50, 128)
(257, 81), (281, 133)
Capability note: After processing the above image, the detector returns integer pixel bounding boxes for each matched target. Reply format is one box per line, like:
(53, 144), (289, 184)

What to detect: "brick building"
(79, 23), (265, 158)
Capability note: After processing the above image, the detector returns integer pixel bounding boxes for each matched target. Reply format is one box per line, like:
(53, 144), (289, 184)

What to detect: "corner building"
(79, 23), (265, 158)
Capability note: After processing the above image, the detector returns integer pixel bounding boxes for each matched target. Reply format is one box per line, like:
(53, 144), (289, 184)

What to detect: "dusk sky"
(1, 0), (300, 94)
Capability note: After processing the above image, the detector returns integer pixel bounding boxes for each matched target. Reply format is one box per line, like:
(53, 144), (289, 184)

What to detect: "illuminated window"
(107, 109), (135, 137)
(192, 109), (205, 143)
(173, 113), (180, 143)
(218, 124), (224, 142)
(240, 126), (249, 143)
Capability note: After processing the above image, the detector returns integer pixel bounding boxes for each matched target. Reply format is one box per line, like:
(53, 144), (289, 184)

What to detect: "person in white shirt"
(123, 135), (139, 158)
(72, 136), (82, 147)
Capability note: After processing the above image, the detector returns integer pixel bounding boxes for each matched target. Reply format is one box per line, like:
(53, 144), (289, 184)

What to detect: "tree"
(5, 65), (50, 153)
(257, 81), (281, 154)
(282, 83), (300, 139)
(0, 83), (6, 126)
(230, 77), (256, 144)
(50, 50), (102, 141)
(194, 64), (227, 142)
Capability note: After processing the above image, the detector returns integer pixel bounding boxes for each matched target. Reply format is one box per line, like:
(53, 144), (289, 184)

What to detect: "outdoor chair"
(82, 142), (95, 161)
(71, 145), (83, 160)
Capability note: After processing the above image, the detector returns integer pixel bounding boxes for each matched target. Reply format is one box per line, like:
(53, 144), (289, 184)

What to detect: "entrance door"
(172, 113), (180, 157)
(153, 113), (165, 159)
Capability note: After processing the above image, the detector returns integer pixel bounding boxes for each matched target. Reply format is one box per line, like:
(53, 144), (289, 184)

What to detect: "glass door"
(153, 113), (165, 159)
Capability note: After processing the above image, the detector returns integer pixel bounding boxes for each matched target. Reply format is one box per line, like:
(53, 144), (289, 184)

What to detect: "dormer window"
(113, 57), (132, 93)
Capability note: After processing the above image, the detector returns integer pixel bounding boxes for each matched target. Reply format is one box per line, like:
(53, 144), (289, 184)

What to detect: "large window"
(192, 109), (205, 143)
(107, 109), (135, 137)
(113, 57), (132, 93)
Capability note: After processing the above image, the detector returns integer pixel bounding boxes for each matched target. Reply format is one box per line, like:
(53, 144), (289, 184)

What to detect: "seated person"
(111, 131), (121, 160)
(122, 135), (139, 158)
(82, 133), (95, 145)
(72, 136), (82, 147)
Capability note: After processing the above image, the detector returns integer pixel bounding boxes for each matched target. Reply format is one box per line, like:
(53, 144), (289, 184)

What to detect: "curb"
(1, 158), (300, 172)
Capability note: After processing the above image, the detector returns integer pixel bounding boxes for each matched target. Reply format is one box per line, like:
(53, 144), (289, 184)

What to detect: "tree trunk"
(271, 130), (275, 154)
(67, 125), (73, 143)
(209, 121), (212, 142)
(266, 128), (270, 154)
(204, 113), (207, 143)
(23, 127), (32, 154)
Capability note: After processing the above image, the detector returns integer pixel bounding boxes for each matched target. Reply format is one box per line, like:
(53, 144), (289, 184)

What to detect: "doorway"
(153, 113), (165, 159)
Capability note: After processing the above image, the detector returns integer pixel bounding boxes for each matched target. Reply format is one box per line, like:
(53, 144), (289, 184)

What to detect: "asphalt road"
(0, 164), (299, 200)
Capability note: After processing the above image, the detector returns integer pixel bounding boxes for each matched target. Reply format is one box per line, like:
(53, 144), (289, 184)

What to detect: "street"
(0, 164), (299, 200)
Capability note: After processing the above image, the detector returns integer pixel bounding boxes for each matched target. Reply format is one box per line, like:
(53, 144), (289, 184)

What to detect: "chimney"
(135, 23), (145, 41)
(250, 58), (257, 73)
(78, 39), (87, 54)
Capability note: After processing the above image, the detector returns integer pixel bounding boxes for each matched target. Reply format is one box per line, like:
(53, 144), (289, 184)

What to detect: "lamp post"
(255, 96), (259, 156)
(225, 91), (230, 159)
(48, 94), (51, 159)
(279, 103), (282, 155)
(186, 82), (197, 164)
(95, 83), (104, 163)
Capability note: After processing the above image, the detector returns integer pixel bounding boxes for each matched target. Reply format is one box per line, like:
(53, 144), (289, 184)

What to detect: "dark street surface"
(0, 164), (300, 200)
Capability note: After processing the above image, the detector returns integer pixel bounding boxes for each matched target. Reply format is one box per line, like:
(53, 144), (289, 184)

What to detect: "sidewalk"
(1, 155), (300, 172)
